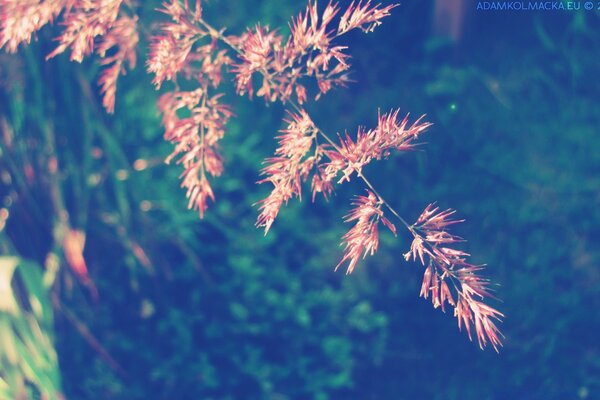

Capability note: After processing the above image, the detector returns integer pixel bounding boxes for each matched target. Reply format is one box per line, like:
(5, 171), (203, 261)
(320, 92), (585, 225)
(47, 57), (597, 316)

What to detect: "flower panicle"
(325, 109), (431, 183)
(158, 87), (231, 218)
(230, 0), (394, 106)
(181, 166), (214, 219)
(147, 22), (201, 89)
(159, 0), (202, 23)
(97, 14), (139, 113)
(1, 0), (136, 113)
(256, 109), (328, 233)
(0, 0), (68, 53)
(146, 0), (502, 352)
(146, 2), (236, 218)
(256, 108), (429, 235)
(415, 203), (464, 231)
(404, 204), (503, 351)
(338, 1), (398, 35)
(455, 294), (504, 351)
(46, 0), (124, 62)
(336, 191), (396, 274)
(289, 1), (340, 52)
(147, 0), (223, 90)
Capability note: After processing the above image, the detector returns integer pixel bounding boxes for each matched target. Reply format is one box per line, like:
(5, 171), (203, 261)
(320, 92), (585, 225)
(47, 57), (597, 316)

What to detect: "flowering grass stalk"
(0, 0), (503, 350)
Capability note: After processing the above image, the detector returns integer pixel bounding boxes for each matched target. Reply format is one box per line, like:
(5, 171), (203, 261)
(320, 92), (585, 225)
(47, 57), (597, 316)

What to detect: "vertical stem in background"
(22, 47), (71, 272)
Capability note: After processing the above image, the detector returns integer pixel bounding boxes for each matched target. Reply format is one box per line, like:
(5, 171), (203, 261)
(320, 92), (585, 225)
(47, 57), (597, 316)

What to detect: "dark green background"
(1, 1), (599, 399)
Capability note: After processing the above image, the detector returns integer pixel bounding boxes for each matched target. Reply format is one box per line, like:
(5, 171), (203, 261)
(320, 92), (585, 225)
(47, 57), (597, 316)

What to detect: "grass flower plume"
(0, 0), (503, 350)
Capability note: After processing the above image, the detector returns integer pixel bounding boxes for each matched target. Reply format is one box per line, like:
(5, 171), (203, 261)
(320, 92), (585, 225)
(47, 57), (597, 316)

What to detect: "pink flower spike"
(338, 1), (398, 35)
(97, 15), (139, 113)
(336, 191), (385, 274)
(256, 109), (325, 233)
(47, 0), (124, 62)
(405, 203), (503, 350)
(0, 0), (67, 53)
(324, 110), (431, 184)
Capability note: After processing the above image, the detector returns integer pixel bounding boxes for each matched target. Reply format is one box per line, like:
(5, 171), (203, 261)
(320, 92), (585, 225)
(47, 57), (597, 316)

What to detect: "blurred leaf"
(0, 257), (62, 400)
(0, 257), (19, 315)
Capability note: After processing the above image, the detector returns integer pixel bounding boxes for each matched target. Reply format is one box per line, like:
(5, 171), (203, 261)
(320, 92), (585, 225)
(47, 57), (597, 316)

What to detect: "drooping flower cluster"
(147, 1), (205, 88)
(404, 204), (504, 351)
(338, 0), (398, 34)
(257, 108), (430, 232)
(256, 110), (322, 233)
(46, 0), (124, 62)
(144, 0), (398, 217)
(147, 0), (232, 217)
(325, 110), (432, 183)
(230, 1), (396, 104)
(158, 88), (232, 217)
(0, 0), (137, 113)
(336, 191), (396, 274)
(96, 14), (139, 113)
(0, 0), (68, 53)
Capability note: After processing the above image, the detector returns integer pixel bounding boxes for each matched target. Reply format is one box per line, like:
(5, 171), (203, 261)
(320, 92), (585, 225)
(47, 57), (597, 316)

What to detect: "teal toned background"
(1, 1), (599, 399)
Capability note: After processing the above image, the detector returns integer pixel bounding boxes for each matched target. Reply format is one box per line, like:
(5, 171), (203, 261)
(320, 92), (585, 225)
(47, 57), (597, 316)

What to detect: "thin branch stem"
(199, 82), (208, 180)
(52, 296), (129, 380)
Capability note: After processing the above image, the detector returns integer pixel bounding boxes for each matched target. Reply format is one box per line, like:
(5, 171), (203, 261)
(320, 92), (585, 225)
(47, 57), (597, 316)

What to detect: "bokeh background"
(1, 1), (599, 399)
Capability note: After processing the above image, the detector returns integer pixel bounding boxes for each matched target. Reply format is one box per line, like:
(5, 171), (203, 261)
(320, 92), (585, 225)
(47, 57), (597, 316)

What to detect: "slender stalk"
(52, 297), (129, 379)
(199, 82), (208, 180)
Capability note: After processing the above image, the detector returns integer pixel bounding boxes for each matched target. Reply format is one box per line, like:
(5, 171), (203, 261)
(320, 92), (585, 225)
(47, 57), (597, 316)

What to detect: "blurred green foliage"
(0, 257), (61, 400)
(1, 1), (599, 399)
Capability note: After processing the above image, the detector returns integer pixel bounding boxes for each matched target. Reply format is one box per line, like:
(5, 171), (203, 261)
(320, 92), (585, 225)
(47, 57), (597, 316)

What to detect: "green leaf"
(0, 256), (19, 315)
(0, 257), (62, 400)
